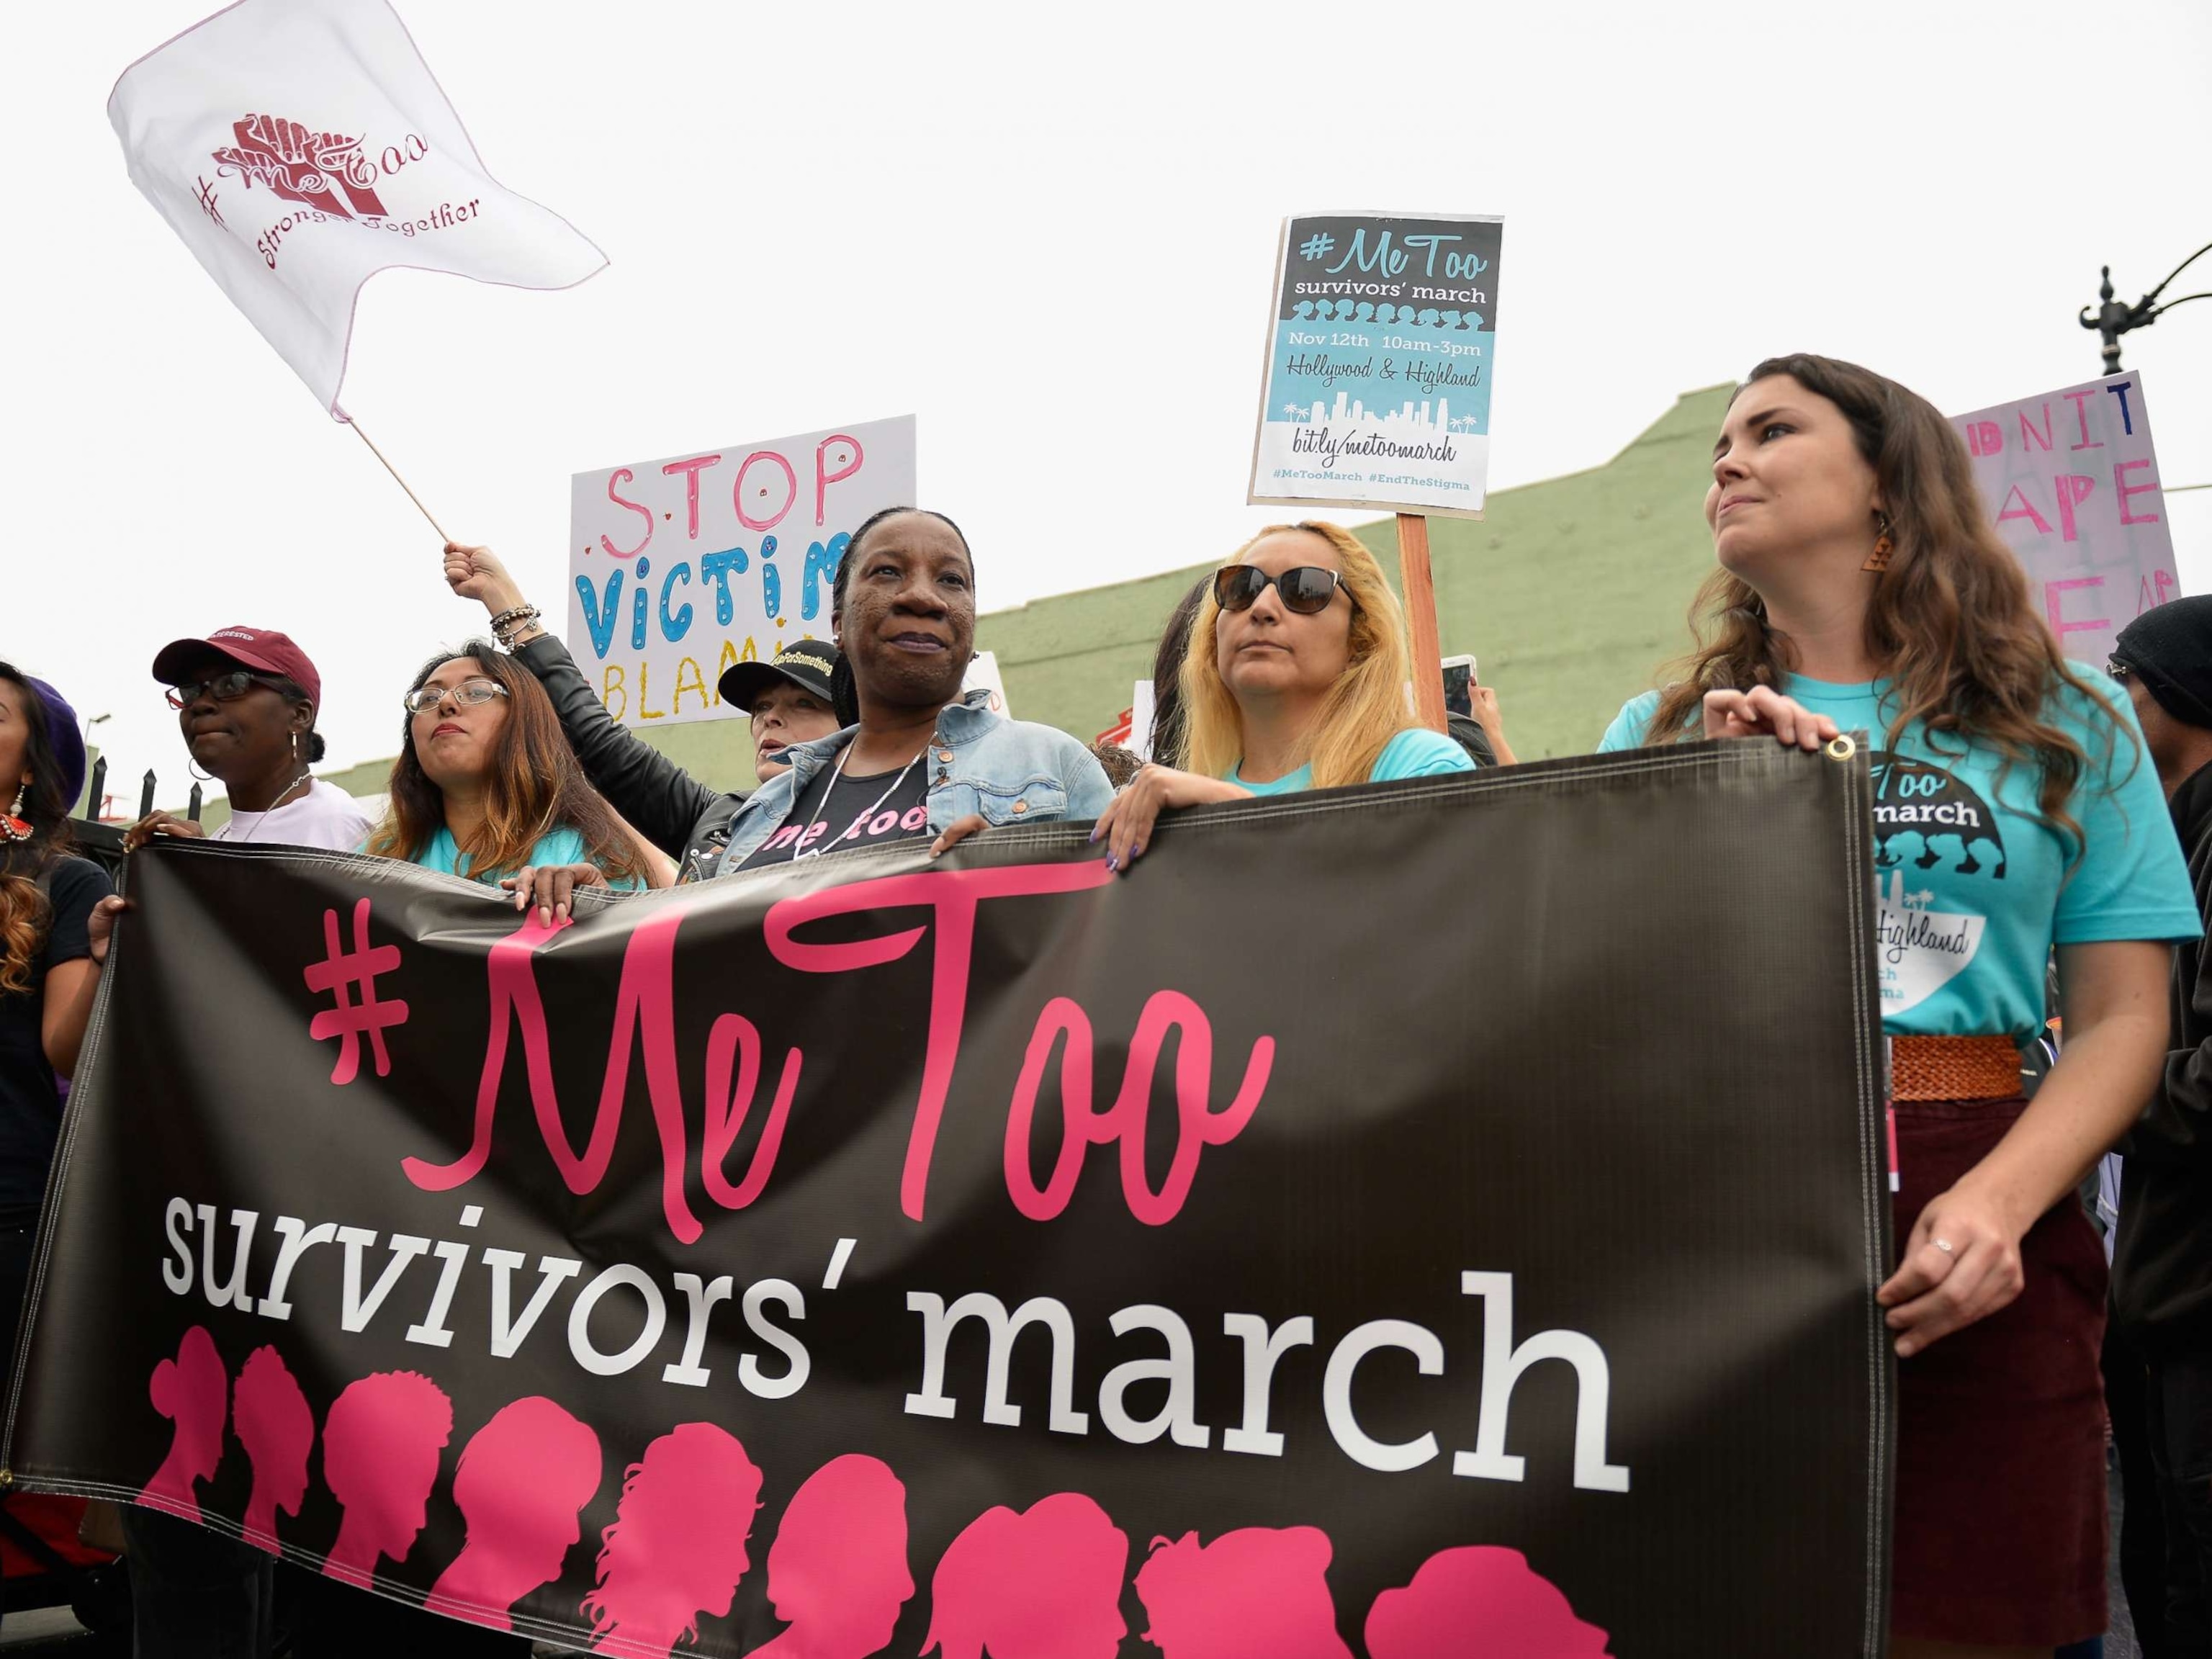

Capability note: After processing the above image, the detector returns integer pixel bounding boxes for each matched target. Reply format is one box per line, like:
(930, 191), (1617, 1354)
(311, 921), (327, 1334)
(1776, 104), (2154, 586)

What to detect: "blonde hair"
(1181, 521), (1416, 789)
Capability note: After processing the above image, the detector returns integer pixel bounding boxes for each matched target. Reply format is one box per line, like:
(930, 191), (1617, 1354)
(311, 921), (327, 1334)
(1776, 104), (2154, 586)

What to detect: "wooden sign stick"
(350, 419), (452, 544)
(1395, 512), (1448, 732)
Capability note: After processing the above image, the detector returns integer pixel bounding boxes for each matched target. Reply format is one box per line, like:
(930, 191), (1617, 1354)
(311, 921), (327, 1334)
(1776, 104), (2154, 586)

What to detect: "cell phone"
(1441, 654), (1478, 719)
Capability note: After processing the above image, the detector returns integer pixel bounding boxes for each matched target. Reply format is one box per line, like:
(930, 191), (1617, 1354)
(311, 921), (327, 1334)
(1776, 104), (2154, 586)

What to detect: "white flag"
(109, 0), (606, 417)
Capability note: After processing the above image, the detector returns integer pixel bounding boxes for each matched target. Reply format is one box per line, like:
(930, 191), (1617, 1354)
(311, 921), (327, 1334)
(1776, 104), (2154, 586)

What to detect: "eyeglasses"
(1213, 565), (1349, 616)
(403, 678), (508, 716)
(166, 670), (290, 709)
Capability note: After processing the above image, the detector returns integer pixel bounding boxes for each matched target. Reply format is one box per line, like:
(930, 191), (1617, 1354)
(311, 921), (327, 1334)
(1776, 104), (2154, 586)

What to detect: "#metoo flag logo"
(209, 112), (400, 226)
(111, 0), (606, 417)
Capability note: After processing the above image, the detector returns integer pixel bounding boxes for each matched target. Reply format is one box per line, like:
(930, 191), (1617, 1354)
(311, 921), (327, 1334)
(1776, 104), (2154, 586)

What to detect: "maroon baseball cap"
(151, 627), (322, 708)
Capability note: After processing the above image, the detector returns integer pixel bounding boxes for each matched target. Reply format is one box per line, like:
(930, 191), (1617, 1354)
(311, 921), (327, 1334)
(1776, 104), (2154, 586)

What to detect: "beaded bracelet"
(491, 607), (542, 648)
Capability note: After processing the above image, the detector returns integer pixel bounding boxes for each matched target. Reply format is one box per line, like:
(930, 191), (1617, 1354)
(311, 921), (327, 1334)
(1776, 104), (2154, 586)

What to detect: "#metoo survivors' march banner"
(1954, 372), (2182, 667)
(8, 747), (1891, 1655)
(567, 417), (917, 730)
(1249, 214), (1505, 518)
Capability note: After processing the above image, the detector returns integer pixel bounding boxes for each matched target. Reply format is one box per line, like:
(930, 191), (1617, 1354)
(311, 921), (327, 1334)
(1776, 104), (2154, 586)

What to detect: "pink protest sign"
(1953, 372), (2181, 666)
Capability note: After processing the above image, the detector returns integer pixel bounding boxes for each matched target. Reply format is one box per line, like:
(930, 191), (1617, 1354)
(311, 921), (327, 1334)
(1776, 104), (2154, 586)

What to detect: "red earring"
(1, 782), (29, 842)
(1863, 513), (1894, 574)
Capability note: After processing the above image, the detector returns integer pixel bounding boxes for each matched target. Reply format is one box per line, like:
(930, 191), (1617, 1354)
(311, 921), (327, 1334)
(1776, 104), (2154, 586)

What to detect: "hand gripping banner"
(4, 742), (1892, 1655)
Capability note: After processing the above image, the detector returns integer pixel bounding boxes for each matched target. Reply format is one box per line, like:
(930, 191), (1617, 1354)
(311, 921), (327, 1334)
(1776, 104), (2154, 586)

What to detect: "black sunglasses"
(165, 670), (291, 710)
(1213, 565), (1349, 616)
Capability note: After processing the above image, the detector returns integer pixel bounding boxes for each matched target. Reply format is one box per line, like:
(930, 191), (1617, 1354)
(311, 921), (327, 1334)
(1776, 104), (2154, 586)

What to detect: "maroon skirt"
(1889, 1094), (2108, 1645)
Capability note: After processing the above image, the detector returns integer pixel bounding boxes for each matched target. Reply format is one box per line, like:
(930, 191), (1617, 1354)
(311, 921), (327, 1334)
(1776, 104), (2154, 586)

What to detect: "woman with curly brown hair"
(0, 660), (112, 1251)
(363, 642), (649, 916)
(1601, 354), (2196, 1655)
(0, 667), (116, 1624)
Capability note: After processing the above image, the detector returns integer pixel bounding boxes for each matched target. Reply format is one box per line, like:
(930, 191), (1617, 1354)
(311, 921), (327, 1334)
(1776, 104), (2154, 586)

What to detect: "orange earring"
(1863, 513), (1894, 574)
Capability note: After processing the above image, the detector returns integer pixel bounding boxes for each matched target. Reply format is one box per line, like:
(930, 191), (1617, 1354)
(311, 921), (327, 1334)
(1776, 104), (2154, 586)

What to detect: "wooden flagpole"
(1395, 512), (1449, 732)
(349, 421), (452, 544)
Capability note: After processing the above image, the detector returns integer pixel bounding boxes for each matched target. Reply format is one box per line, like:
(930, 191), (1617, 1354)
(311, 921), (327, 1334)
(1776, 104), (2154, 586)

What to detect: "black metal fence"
(68, 759), (201, 878)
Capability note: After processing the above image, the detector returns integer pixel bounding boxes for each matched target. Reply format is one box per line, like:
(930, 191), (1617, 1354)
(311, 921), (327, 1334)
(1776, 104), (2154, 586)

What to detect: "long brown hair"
(1647, 353), (2118, 851)
(364, 642), (644, 886)
(1182, 521), (1417, 789)
(0, 665), (79, 997)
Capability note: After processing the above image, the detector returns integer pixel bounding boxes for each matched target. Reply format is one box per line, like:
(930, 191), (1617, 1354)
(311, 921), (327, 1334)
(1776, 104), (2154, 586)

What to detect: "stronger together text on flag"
(6, 742), (1892, 1656)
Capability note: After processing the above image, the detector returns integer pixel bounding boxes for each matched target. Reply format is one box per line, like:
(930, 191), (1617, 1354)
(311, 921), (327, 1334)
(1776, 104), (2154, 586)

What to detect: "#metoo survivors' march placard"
(567, 416), (917, 731)
(1954, 371), (2182, 667)
(9, 746), (1892, 1655)
(1249, 214), (1505, 519)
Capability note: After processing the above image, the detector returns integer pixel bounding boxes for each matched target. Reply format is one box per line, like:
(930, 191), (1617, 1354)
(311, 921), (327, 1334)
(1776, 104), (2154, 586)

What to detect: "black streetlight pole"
(2080, 242), (2212, 374)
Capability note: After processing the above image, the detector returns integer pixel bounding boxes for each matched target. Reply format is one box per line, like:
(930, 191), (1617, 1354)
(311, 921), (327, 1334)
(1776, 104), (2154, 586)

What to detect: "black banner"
(6, 742), (1891, 1656)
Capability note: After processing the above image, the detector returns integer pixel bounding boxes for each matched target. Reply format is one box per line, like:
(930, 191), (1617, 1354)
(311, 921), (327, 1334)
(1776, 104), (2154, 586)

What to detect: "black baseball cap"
(718, 641), (841, 712)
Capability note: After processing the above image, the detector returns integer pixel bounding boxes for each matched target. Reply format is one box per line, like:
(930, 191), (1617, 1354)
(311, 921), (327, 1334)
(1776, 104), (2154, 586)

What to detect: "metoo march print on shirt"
(1871, 751), (2005, 1015)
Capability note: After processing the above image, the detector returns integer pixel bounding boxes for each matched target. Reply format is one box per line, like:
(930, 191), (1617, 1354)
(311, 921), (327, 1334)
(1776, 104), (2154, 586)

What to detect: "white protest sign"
(567, 416), (916, 727)
(962, 649), (1012, 717)
(1952, 373), (2180, 665)
(1129, 679), (1156, 760)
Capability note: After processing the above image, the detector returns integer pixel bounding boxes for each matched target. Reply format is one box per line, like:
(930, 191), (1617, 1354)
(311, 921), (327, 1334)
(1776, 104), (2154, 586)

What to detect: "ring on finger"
(1933, 1238), (1954, 1254)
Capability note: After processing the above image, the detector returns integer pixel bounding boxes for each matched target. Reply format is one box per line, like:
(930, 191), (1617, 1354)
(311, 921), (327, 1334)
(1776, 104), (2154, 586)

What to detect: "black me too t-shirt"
(737, 755), (932, 871)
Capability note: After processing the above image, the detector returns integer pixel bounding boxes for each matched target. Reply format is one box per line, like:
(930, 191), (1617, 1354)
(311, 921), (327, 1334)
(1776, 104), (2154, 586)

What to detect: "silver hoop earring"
(186, 759), (214, 783)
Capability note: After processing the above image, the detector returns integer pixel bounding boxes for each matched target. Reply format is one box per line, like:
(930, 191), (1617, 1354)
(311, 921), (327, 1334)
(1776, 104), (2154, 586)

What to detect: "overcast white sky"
(7, 0), (2211, 796)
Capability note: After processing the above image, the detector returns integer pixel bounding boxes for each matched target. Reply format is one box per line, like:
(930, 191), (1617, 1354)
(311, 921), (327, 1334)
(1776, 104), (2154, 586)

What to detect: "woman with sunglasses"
(1091, 521), (1473, 872)
(127, 628), (372, 853)
(362, 644), (648, 916)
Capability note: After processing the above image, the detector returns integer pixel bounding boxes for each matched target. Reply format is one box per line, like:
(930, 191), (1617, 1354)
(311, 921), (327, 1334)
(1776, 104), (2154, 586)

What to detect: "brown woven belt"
(1889, 1034), (2022, 1103)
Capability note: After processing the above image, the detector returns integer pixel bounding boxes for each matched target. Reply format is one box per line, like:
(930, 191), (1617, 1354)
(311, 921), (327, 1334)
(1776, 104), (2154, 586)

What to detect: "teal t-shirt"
(1599, 671), (2197, 1039)
(1231, 727), (1475, 797)
(399, 826), (645, 890)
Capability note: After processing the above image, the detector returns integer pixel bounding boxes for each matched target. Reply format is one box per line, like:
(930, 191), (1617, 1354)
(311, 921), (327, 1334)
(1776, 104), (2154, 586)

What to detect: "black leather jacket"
(513, 633), (746, 883)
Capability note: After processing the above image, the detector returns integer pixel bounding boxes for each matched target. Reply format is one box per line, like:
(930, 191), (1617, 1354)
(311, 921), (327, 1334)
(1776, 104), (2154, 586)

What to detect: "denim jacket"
(714, 693), (1114, 874)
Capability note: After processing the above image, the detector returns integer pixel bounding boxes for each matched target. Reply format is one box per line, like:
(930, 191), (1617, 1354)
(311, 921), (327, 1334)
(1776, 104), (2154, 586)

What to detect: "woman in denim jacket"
(503, 508), (1112, 909)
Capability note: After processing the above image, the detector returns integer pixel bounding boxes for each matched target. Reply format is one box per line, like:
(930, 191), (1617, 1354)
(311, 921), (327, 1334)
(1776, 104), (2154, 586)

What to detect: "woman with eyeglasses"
(361, 644), (647, 917)
(126, 627), (373, 853)
(120, 626), (372, 1656)
(1089, 521), (1473, 872)
(1599, 354), (2195, 1655)
(441, 542), (845, 883)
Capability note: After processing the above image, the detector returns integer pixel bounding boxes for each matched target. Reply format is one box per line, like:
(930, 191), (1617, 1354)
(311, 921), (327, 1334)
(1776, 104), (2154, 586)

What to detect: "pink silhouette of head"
(749, 1453), (912, 1659)
(426, 1397), (603, 1632)
(922, 1493), (1128, 1659)
(1135, 1527), (1352, 1659)
(580, 1422), (764, 1656)
(233, 1346), (314, 1552)
(1364, 1547), (1613, 1659)
(319, 1370), (453, 1588)
(139, 1326), (229, 1522)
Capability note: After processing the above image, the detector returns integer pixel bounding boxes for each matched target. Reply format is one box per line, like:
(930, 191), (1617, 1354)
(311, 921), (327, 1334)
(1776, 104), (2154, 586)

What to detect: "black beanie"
(2113, 595), (2212, 731)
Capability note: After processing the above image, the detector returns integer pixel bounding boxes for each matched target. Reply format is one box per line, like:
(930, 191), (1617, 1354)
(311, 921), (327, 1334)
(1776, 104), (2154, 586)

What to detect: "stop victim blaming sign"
(1954, 373), (2180, 666)
(565, 416), (917, 727)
